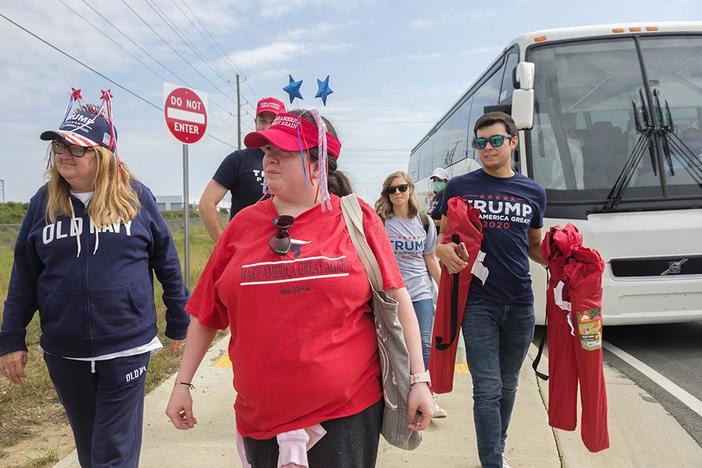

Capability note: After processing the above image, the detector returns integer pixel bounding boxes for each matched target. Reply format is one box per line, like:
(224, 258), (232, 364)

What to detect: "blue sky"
(0, 0), (699, 204)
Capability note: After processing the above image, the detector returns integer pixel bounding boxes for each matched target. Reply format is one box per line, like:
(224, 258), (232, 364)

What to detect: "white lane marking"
(604, 341), (702, 418)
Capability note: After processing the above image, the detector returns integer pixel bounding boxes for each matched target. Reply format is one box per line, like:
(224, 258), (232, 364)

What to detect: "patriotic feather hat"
(244, 110), (341, 212)
(41, 88), (119, 160)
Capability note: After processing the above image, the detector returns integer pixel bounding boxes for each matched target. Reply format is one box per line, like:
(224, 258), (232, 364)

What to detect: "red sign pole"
(163, 84), (209, 289)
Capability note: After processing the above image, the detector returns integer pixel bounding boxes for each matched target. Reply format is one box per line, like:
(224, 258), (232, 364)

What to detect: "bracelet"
(409, 371), (431, 387)
(175, 381), (195, 390)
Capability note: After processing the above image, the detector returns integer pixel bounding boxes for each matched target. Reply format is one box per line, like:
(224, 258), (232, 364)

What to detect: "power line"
(171, 1), (260, 109)
(119, 0), (235, 105)
(179, 0), (242, 75)
(175, 0), (259, 102)
(57, 1), (167, 82)
(0, 11), (235, 148)
(141, 0), (252, 121)
(78, 0), (236, 122)
(170, 0), (236, 75)
(178, 0), (259, 97)
(79, 0), (181, 88)
(143, 0), (232, 88)
(57, 0), (236, 131)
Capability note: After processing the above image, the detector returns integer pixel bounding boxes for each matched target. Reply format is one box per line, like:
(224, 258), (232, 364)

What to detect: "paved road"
(603, 320), (702, 447)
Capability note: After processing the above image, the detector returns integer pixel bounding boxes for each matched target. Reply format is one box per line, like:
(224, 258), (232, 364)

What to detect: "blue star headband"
(283, 74), (334, 106)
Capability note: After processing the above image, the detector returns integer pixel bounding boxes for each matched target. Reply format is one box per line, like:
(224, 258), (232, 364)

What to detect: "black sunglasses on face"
(51, 140), (92, 157)
(472, 134), (512, 150)
(268, 215), (295, 256)
(386, 184), (409, 195)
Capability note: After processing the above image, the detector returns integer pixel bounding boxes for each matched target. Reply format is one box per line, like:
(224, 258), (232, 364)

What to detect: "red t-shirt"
(186, 195), (404, 439)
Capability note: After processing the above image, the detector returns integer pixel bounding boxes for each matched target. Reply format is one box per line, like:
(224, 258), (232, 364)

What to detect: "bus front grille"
(610, 256), (702, 277)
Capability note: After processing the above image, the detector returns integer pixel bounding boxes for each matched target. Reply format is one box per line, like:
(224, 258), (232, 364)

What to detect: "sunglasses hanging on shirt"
(269, 215), (295, 256)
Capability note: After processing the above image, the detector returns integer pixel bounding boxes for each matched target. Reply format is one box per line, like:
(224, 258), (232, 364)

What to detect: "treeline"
(0, 203), (226, 223)
(0, 202), (28, 224)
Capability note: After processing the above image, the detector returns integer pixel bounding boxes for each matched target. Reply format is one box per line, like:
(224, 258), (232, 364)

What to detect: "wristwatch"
(409, 371), (431, 387)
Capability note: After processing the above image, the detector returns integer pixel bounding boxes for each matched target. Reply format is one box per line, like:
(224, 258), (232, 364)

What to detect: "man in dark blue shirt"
(436, 112), (547, 468)
(199, 97), (285, 241)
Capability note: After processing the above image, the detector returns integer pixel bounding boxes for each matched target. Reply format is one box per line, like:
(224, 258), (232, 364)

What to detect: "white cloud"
(410, 19), (435, 29)
(224, 41), (306, 69)
(374, 52), (445, 64)
(221, 37), (352, 70)
(257, 0), (372, 18)
(282, 22), (337, 40)
(405, 52), (445, 60)
(460, 46), (503, 55)
(258, 0), (328, 18)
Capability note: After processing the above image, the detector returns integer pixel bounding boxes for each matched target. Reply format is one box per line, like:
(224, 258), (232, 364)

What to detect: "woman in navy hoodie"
(0, 91), (189, 468)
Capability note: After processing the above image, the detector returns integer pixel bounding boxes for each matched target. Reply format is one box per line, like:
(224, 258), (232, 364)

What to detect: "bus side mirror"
(514, 62), (535, 90)
(512, 61), (535, 129)
(512, 89), (534, 130)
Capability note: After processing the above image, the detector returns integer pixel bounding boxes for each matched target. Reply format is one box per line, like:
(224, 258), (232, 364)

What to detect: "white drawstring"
(69, 201), (81, 258)
(90, 360), (96, 374)
(566, 313), (575, 336)
(93, 227), (100, 255)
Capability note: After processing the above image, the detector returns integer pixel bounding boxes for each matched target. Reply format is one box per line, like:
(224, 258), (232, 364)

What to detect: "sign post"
(163, 83), (208, 289)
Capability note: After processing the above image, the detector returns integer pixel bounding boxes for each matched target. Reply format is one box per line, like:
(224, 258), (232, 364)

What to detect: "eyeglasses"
(472, 134), (513, 150)
(268, 215), (295, 255)
(386, 184), (409, 195)
(51, 140), (93, 157)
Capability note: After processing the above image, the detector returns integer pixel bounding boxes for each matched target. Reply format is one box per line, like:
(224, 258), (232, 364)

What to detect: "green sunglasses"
(472, 134), (513, 150)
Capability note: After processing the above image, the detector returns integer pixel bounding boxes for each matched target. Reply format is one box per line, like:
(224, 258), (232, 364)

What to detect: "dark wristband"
(175, 381), (195, 390)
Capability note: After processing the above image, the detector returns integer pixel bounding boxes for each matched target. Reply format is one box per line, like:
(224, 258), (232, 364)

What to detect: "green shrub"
(0, 202), (29, 224)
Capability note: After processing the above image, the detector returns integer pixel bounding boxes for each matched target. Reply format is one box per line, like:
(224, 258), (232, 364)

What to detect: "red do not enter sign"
(164, 87), (208, 144)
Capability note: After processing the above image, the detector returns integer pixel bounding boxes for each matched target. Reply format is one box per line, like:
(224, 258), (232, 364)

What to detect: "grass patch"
(23, 447), (59, 468)
(0, 217), (222, 458)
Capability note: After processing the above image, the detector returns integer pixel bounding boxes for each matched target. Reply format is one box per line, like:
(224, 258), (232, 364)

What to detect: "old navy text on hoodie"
(0, 182), (189, 358)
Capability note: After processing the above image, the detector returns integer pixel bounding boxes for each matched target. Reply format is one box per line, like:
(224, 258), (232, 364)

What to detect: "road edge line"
(603, 340), (702, 418)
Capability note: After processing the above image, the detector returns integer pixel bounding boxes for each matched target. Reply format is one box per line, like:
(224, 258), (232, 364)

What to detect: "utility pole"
(0, 179), (4, 203)
(236, 73), (241, 149)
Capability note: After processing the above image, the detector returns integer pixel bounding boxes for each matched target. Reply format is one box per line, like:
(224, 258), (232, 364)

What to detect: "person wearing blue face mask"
(428, 168), (449, 227)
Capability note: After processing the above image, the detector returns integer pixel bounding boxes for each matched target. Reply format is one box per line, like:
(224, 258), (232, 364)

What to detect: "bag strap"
(340, 194), (383, 291)
(531, 314), (549, 381)
(435, 233), (461, 351)
(531, 266), (550, 381)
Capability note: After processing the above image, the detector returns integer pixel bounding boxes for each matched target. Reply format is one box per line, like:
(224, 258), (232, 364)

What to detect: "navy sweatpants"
(44, 352), (150, 468)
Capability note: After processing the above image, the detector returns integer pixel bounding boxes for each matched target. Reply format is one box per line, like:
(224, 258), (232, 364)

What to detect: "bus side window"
(500, 51), (519, 103)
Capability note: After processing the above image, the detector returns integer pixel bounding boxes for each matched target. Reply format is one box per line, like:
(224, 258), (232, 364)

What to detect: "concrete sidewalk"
(55, 336), (702, 467)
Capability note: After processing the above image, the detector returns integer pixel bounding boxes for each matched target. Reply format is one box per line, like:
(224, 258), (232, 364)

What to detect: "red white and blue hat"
(41, 105), (116, 150)
(41, 88), (119, 154)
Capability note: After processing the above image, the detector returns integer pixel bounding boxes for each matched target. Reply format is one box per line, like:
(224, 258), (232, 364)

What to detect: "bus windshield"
(526, 35), (702, 216)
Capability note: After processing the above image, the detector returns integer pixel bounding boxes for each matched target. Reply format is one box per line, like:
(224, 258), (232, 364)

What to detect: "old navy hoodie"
(0, 181), (189, 358)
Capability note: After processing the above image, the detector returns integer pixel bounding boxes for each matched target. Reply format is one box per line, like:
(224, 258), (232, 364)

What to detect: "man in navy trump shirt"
(436, 111), (547, 468)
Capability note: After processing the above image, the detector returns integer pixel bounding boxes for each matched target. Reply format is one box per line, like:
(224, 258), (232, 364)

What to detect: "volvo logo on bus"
(661, 258), (688, 276)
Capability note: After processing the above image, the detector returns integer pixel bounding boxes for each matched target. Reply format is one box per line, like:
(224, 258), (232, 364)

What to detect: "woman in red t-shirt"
(166, 110), (433, 467)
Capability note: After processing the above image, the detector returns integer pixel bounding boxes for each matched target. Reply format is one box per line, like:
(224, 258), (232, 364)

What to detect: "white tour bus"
(410, 22), (702, 325)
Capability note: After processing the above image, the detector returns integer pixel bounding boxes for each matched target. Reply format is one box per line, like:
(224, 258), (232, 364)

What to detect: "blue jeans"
(462, 297), (535, 468)
(412, 298), (434, 370)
